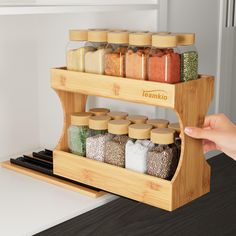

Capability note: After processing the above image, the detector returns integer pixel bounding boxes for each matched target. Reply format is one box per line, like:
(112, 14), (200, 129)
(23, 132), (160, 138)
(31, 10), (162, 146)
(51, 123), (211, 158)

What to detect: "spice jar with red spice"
(104, 31), (129, 77)
(125, 32), (152, 80)
(148, 34), (181, 84)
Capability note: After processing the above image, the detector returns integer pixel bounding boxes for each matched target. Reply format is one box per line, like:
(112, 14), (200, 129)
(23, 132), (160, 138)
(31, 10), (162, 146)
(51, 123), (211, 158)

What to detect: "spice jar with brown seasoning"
(104, 120), (130, 167)
(147, 128), (179, 180)
(125, 32), (152, 80)
(104, 31), (129, 77)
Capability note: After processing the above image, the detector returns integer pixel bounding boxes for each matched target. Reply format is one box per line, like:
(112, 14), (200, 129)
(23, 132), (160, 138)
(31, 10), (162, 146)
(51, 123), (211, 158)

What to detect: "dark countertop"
(36, 154), (236, 236)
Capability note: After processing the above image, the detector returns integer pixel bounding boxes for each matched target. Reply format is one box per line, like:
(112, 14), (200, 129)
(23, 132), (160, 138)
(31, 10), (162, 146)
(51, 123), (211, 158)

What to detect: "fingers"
(202, 140), (217, 153)
(184, 127), (216, 141)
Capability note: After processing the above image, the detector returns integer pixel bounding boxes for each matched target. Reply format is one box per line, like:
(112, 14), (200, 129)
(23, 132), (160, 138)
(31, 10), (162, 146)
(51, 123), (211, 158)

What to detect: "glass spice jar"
(89, 108), (110, 116)
(86, 115), (112, 162)
(126, 115), (148, 124)
(126, 32), (152, 80)
(176, 33), (198, 82)
(66, 30), (95, 72)
(104, 120), (130, 167)
(148, 34), (181, 83)
(68, 112), (93, 156)
(107, 111), (128, 120)
(146, 119), (169, 128)
(147, 128), (179, 180)
(104, 31), (129, 77)
(125, 124), (154, 173)
(168, 122), (181, 157)
(85, 30), (112, 74)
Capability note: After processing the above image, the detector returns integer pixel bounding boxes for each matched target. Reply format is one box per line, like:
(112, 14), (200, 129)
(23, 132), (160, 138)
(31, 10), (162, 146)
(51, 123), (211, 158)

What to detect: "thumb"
(184, 127), (216, 141)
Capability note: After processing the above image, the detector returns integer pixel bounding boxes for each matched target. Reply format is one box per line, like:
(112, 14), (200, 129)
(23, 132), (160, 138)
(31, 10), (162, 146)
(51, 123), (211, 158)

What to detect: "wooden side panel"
(171, 76), (214, 209)
(54, 150), (172, 211)
(51, 68), (176, 108)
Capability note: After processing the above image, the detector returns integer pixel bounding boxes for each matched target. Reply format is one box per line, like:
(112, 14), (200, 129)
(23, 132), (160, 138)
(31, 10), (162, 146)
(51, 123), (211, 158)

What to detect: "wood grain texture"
(35, 154), (236, 236)
(1, 161), (105, 198)
(51, 68), (214, 211)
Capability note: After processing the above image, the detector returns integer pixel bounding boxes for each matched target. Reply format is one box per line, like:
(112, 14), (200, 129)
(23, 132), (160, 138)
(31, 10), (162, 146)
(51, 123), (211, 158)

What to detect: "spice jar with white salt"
(104, 120), (130, 167)
(146, 119), (169, 128)
(147, 128), (179, 180)
(126, 115), (148, 124)
(107, 111), (128, 120)
(86, 115), (112, 162)
(68, 112), (93, 156)
(67, 30), (95, 72)
(85, 30), (112, 74)
(125, 124), (154, 173)
(89, 108), (110, 116)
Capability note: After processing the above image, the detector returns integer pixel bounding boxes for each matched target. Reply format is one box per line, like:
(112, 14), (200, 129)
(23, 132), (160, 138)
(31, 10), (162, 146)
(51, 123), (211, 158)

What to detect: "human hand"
(184, 114), (236, 161)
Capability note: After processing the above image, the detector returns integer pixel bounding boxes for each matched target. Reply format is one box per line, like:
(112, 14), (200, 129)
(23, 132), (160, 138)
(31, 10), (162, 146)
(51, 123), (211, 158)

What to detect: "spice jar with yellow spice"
(104, 31), (129, 77)
(148, 34), (181, 83)
(147, 128), (179, 180)
(125, 32), (152, 80)
(66, 30), (95, 72)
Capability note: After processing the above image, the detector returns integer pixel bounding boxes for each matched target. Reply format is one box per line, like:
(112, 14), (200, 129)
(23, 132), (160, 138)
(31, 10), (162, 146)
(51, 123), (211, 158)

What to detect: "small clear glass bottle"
(107, 111), (128, 120)
(147, 128), (179, 180)
(105, 31), (129, 77)
(125, 124), (154, 173)
(86, 115), (112, 162)
(176, 33), (198, 82)
(68, 112), (93, 156)
(148, 34), (181, 84)
(89, 108), (110, 116)
(85, 30), (112, 74)
(126, 115), (148, 124)
(146, 119), (169, 128)
(104, 120), (130, 167)
(66, 30), (95, 72)
(126, 32), (152, 80)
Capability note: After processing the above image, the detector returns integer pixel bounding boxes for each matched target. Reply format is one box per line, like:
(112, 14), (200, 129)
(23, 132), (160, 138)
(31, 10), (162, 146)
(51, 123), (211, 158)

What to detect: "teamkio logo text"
(142, 90), (168, 100)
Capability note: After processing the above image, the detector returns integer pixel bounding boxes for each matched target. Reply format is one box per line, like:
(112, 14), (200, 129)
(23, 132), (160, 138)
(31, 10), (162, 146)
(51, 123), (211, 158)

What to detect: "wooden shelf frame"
(51, 68), (214, 211)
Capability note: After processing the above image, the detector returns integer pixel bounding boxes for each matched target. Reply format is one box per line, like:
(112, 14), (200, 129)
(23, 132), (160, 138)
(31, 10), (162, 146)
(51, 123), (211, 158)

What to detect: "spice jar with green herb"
(104, 120), (130, 167)
(176, 33), (198, 81)
(86, 115), (112, 162)
(147, 128), (179, 180)
(68, 112), (93, 156)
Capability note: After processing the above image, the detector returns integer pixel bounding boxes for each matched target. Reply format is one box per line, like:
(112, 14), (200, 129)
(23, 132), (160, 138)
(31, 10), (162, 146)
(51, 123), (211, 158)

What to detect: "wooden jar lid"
(146, 119), (169, 128)
(71, 112), (93, 126)
(108, 120), (130, 135)
(152, 34), (177, 48)
(151, 128), (175, 145)
(168, 123), (181, 133)
(129, 32), (152, 46)
(88, 30), (108, 43)
(107, 31), (129, 44)
(89, 108), (110, 116)
(129, 124), (152, 139)
(69, 30), (88, 41)
(174, 33), (195, 46)
(126, 115), (148, 124)
(89, 115), (111, 130)
(107, 111), (128, 120)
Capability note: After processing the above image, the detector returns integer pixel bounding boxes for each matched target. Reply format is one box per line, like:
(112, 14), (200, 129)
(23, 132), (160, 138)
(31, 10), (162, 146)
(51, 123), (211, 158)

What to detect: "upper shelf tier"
(51, 68), (214, 109)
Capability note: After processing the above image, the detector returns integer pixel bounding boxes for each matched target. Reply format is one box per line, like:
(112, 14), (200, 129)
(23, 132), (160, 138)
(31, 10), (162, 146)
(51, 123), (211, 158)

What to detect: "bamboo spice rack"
(51, 67), (214, 211)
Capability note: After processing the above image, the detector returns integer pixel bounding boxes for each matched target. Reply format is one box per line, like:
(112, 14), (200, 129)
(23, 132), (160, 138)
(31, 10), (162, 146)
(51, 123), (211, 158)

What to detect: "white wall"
(0, 15), (39, 160)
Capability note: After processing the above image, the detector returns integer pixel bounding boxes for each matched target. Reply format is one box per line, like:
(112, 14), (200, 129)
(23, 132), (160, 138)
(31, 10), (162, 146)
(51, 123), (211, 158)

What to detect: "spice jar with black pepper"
(104, 120), (130, 167)
(176, 33), (198, 81)
(86, 115), (112, 162)
(66, 30), (95, 72)
(146, 119), (169, 128)
(68, 112), (93, 156)
(148, 34), (181, 83)
(125, 124), (154, 173)
(126, 115), (148, 124)
(107, 111), (128, 120)
(104, 31), (129, 77)
(147, 128), (179, 180)
(89, 108), (110, 116)
(126, 32), (152, 80)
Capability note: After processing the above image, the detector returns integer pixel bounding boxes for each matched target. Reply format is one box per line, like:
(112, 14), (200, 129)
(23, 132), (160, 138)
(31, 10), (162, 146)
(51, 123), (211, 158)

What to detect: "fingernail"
(184, 127), (193, 134)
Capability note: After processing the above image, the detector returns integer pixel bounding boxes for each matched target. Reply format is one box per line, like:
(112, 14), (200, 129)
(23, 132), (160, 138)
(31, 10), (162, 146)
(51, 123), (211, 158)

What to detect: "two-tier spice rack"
(49, 67), (214, 211)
